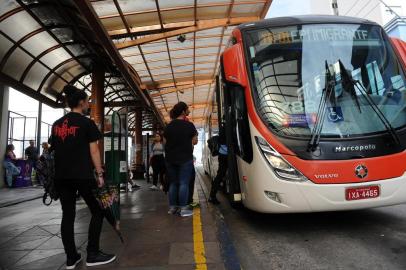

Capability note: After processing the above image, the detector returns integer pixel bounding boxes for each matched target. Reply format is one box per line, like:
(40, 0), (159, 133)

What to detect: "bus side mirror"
(222, 44), (248, 88)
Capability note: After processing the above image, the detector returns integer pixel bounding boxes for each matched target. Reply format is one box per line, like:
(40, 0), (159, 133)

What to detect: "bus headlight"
(255, 136), (307, 182)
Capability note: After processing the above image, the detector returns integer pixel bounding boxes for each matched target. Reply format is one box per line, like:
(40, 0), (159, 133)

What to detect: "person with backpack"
(164, 102), (198, 217)
(208, 126), (228, 204)
(50, 85), (115, 269)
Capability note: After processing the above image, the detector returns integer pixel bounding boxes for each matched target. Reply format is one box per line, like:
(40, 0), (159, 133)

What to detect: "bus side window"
(228, 84), (253, 163)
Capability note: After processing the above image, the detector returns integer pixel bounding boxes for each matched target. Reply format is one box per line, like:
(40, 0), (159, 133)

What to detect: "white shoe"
(149, 185), (158, 190)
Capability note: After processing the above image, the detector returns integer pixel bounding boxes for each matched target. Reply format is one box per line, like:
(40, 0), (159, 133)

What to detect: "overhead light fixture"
(177, 34), (186, 43)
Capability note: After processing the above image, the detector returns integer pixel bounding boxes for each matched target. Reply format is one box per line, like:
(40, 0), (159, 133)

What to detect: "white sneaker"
(149, 185), (158, 190)
(127, 183), (133, 192)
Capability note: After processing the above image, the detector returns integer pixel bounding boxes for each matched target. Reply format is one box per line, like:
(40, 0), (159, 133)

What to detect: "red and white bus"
(203, 15), (406, 213)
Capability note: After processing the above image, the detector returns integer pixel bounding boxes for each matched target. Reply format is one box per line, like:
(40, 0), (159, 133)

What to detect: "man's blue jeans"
(166, 160), (194, 208)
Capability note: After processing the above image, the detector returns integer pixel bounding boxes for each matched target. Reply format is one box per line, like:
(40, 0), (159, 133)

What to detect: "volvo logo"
(355, 165), (368, 179)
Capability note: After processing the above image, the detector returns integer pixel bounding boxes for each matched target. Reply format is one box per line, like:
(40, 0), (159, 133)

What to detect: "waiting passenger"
(3, 144), (20, 187)
(209, 126), (228, 204)
(50, 85), (115, 269)
(164, 102), (198, 217)
(25, 140), (39, 170)
(150, 133), (165, 190)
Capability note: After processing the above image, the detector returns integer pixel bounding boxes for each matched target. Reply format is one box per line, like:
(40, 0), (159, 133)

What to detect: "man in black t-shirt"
(164, 102), (197, 217)
(25, 140), (39, 168)
(51, 85), (115, 269)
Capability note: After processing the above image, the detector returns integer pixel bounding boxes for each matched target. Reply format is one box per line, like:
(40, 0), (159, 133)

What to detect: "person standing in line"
(208, 126), (228, 205)
(51, 85), (115, 269)
(164, 102), (198, 217)
(150, 133), (165, 190)
(25, 140), (39, 171)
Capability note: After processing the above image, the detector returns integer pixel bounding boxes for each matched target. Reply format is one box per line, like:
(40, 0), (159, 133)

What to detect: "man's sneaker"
(180, 209), (193, 217)
(66, 253), (82, 269)
(86, 251), (116, 267)
(168, 206), (178, 215)
(208, 197), (220, 205)
(149, 185), (158, 190)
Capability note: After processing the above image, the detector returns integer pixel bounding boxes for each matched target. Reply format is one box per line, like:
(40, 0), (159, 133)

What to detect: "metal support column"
(0, 85), (9, 188)
(90, 65), (105, 161)
(134, 108), (144, 179)
(36, 102), (42, 152)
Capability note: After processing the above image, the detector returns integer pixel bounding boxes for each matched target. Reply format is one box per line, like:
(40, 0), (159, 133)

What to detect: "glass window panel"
(147, 60), (170, 68)
(0, 1), (19, 16)
(140, 76), (152, 83)
(153, 74), (173, 81)
(174, 65), (193, 73)
(92, 0), (117, 17)
(151, 67), (172, 76)
(118, 0), (156, 13)
(196, 46), (219, 55)
(195, 69), (213, 76)
(168, 39), (194, 50)
(197, 6), (228, 20)
(144, 51), (169, 60)
(197, 0), (231, 4)
(0, 34), (14, 60)
(195, 56), (217, 63)
(125, 13), (160, 28)
(50, 77), (67, 93)
(23, 62), (49, 90)
(100, 16), (124, 31)
(125, 55), (144, 64)
(121, 46), (140, 57)
(172, 58), (193, 66)
(196, 63), (215, 70)
(3, 47), (33, 80)
(175, 71), (194, 78)
(170, 49), (193, 58)
(196, 37), (221, 47)
(0, 11), (41, 41)
(20, 31), (58, 57)
(197, 28), (223, 37)
(161, 9), (194, 24)
(140, 42), (166, 53)
(58, 64), (84, 82)
(231, 4), (264, 17)
(40, 48), (71, 69)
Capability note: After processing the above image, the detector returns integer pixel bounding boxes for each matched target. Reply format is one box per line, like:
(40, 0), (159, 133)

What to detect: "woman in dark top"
(51, 85), (115, 269)
(164, 102), (197, 217)
(150, 133), (165, 190)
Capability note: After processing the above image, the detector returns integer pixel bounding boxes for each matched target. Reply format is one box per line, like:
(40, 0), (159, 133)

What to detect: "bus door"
(220, 58), (253, 203)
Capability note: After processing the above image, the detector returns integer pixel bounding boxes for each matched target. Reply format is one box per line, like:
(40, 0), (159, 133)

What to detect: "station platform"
(0, 167), (230, 270)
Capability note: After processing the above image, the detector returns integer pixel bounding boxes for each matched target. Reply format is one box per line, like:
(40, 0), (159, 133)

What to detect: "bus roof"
(237, 15), (378, 31)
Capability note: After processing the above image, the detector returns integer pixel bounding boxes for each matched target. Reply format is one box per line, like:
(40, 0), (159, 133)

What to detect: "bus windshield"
(245, 23), (406, 138)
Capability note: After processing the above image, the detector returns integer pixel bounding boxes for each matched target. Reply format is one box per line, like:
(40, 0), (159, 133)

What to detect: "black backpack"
(207, 135), (220, 157)
(42, 151), (59, 206)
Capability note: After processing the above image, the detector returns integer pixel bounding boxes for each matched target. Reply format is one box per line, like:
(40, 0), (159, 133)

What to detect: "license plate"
(345, 185), (380, 201)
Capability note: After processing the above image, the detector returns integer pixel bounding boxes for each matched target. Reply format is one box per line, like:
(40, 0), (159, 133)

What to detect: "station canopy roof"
(0, 0), (272, 129)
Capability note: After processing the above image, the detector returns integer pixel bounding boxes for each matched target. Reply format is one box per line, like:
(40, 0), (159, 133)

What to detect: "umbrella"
(94, 184), (124, 243)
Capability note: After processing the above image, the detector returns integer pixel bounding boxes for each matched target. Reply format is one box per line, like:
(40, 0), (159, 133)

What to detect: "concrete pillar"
(134, 108), (144, 178)
(90, 66), (105, 161)
(0, 85), (9, 188)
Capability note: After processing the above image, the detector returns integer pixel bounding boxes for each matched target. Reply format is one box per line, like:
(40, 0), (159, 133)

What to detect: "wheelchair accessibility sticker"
(327, 107), (344, 123)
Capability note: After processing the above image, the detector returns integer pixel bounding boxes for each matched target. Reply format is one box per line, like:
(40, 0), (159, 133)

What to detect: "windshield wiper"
(338, 60), (401, 146)
(308, 61), (337, 152)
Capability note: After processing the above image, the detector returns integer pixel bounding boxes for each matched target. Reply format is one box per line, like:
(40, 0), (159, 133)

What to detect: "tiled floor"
(0, 171), (226, 270)
(0, 186), (43, 207)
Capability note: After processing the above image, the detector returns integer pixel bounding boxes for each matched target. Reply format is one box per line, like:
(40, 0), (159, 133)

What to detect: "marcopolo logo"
(333, 144), (376, 153)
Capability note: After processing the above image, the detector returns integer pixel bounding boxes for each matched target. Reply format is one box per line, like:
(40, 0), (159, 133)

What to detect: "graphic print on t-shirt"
(53, 119), (80, 142)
